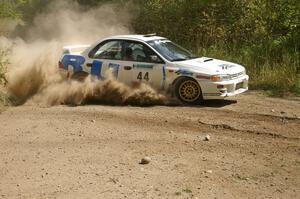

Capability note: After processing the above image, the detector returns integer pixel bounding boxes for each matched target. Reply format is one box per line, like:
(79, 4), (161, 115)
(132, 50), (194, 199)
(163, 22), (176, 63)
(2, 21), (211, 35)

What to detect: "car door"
(117, 40), (166, 89)
(86, 40), (123, 80)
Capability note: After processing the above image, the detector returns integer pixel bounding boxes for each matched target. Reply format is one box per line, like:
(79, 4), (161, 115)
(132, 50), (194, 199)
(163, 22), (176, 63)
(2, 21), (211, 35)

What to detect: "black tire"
(71, 71), (89, 82)
(174, 77), (202, 105)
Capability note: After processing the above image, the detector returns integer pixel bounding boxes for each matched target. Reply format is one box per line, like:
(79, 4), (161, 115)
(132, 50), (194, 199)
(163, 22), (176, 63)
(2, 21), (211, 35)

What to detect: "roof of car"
(104, 34), (167, 42)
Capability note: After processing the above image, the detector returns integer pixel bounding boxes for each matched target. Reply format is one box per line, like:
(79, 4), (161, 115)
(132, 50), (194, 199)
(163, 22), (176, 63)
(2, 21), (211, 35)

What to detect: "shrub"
(0, 49), (8, 85)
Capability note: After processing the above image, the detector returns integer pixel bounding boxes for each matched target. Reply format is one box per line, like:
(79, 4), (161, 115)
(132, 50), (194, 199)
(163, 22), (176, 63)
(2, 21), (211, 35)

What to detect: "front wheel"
(175, 77), (202, 105)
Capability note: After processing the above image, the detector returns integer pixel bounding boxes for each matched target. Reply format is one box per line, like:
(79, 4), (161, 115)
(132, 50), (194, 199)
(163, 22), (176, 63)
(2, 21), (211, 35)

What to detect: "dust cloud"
(0, 0), (167, 106)
(33, 75), (166, 106)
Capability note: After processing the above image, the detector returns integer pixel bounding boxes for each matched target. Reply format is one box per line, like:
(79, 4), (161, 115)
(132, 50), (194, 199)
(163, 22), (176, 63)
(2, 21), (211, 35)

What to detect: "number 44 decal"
(137, 72), (149, 81)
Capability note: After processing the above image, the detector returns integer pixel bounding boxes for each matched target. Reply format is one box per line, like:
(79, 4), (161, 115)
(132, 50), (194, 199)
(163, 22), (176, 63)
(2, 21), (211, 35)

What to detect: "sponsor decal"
(91, 60), (103, 79)
(61, 54), (85, 72)
(196, 74), (210, 80)
(175, 69), (193, 76)
(137, 72), (149, 81)
(164, 68), (175, 82)
(219, 64), (235, 69)
(161, 66), (166, 90)
(108, 63), (120, 79)
(162, 66), (166, 81)
(133, 64), (154, 69)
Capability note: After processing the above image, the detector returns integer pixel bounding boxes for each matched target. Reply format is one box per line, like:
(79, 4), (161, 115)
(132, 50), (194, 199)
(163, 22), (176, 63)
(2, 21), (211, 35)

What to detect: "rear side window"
(89, 40), (122, 60)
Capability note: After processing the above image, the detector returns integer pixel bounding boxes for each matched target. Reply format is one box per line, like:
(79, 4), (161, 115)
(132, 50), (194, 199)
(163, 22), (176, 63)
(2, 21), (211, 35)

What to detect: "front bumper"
(201, 75), (249, 100)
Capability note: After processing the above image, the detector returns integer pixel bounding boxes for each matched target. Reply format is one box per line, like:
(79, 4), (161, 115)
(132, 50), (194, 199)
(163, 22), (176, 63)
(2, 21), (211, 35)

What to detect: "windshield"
(147, 39), (198, 62)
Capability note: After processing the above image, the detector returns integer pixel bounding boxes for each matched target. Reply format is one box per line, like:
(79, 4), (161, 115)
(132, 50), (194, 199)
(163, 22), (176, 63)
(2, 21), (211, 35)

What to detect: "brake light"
(58, 61), (64, 69)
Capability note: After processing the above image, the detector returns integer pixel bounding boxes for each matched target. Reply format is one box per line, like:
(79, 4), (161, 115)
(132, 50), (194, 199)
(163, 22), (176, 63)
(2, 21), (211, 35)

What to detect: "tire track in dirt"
(183, 108), (300, 140)
(197, 119), (300, 141)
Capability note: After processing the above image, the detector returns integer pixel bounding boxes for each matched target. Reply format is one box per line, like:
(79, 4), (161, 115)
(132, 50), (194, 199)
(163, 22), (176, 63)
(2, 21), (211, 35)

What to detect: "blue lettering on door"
(91, 60), (103, 79)
(108, 63), (120, 79)
(61, 55), (85, 72)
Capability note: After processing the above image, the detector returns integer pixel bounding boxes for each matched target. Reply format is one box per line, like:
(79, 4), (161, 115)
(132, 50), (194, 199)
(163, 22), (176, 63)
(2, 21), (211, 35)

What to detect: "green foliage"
(0, 90), (9, 106)
(1, 0), (300, 95)
(0, 0), (28, 19)
(132, 0), (300, 95)
(0, 50), (9, 106)
(0, 50), (8, 86)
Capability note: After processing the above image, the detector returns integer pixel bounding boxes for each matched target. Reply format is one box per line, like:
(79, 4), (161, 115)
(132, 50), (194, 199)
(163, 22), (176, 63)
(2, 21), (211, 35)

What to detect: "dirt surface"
(0, 91), (300, 199)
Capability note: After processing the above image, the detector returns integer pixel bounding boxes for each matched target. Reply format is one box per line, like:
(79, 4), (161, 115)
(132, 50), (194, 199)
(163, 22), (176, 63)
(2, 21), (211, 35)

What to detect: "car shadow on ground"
(82, 99), (237, 108)
(201, 99), (237, 107)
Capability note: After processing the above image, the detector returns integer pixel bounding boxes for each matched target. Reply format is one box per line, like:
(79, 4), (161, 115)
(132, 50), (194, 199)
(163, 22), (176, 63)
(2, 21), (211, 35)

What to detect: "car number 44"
(137, 72), (149, 81)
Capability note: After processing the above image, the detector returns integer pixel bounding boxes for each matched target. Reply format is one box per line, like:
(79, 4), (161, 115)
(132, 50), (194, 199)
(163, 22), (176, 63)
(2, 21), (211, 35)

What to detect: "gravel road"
(0, 91), (299, 198)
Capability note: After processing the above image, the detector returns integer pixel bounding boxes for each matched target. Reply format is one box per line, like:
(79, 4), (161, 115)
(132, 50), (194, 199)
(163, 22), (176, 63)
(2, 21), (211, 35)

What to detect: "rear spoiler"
(62, 44), (90, 55)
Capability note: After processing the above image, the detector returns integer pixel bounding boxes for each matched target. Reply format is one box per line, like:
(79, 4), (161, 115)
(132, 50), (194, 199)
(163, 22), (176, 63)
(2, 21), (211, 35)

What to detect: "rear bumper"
(201, 75), (249, 100)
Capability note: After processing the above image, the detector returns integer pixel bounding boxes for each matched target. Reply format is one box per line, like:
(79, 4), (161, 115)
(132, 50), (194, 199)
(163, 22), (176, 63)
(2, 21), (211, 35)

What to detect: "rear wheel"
(71, 72), (89, 82)
(175, 77), (202, 105)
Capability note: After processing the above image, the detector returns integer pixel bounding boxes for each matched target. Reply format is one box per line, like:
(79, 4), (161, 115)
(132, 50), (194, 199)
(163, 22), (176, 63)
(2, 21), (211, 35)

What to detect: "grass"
(0, 89), (8, 105)
(0, 49), (9, 106)
(0, 49), (8, 85)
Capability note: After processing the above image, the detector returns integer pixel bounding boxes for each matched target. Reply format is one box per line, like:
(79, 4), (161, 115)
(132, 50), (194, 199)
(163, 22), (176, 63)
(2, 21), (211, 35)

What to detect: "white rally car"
(59, 34), (249, 104)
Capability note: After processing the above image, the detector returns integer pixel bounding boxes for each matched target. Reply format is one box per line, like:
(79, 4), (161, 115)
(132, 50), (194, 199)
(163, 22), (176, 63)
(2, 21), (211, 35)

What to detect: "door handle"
(124, 66), (132, 70)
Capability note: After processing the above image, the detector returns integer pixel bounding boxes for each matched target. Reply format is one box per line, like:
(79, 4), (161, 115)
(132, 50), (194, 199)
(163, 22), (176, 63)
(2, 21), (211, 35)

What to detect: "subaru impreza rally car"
(59, 34), (249, 104)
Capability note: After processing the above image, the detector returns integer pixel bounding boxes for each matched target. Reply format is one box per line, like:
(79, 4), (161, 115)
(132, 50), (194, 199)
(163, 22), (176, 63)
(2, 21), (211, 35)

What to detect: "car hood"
(173, 57), (245, 75)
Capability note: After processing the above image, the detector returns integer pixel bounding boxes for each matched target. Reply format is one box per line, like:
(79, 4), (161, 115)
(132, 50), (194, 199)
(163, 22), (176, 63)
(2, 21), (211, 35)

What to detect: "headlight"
(210, 74), (230, 81)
